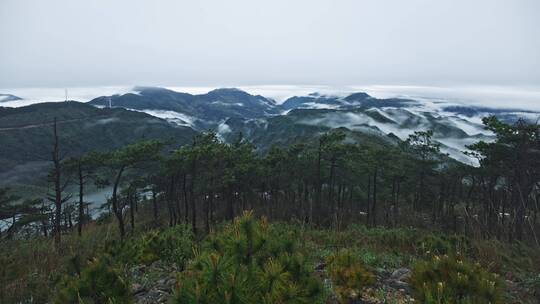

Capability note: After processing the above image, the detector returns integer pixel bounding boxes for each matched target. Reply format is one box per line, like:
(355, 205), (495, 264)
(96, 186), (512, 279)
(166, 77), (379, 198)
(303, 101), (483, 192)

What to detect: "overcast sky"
(1, 0), (539, 89)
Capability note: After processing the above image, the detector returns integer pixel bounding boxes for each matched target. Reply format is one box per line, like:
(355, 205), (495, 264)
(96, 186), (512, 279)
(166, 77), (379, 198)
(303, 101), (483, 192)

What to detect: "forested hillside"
(88, 87), (540, 164)
(0, 102), (197, 192)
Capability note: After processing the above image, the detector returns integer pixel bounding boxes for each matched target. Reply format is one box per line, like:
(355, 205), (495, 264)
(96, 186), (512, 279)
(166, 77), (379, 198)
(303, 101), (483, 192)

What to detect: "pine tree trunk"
(366, 174), (371, 226)
(182, 174), (188, 223)
(78, 161), (84, 236)
(129, 191), (135, 231)
(314, 143), (322, 225)
(112, 166), (126, 240)
(52, 118), (63, 248)
(372, 169), (378, 227)
(152, 188), (158, 223)
(190, 161), (197, 233)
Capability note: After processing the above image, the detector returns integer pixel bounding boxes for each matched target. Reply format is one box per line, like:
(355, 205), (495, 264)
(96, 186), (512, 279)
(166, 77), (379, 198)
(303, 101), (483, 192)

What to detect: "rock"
(129, 262), (179, 303)
(314, 262), (326, 271)
(148, 289), (169, 301)
(391, 268), (411, 281)
(389, 280), (411, 293)
(166, 278), (177, 288)
(155, 277), (176, 291)
(381, 269), (413, 295)
(131, 283), (145, 295)
(134, 289), (170, 304)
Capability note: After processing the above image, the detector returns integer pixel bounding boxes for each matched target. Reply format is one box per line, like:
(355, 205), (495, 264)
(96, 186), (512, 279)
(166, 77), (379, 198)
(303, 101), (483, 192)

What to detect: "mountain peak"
(207, 88), (248, 95)
(344, 92), (372, 101)
(132, 86), (177, 94)
(0, 93), (22, 103)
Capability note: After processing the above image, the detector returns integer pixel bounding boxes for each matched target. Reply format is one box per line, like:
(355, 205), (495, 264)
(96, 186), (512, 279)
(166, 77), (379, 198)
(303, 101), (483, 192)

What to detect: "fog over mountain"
(2, 85), (540, 111)
(2, 85), (538, 168)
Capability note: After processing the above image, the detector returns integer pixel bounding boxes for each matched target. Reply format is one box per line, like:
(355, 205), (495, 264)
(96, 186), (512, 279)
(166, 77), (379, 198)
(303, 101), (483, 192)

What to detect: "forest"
(1, 115), (540, 303)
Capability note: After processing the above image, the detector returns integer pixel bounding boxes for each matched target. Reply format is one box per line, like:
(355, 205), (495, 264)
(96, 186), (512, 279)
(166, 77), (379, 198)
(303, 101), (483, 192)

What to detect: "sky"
(1, 0), (539, 89)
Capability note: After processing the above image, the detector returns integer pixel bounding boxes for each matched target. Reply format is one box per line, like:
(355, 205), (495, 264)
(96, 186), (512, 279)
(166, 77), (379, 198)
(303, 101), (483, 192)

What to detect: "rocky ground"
(128, 261), (416, 304)
(317, 263), (415, 304)
(129, 261), (178, 304)
(127, 259), (537, 304)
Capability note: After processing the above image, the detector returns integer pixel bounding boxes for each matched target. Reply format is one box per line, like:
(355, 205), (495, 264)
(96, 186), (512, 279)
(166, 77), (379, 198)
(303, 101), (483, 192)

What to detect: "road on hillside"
(0, 115), (108, 132)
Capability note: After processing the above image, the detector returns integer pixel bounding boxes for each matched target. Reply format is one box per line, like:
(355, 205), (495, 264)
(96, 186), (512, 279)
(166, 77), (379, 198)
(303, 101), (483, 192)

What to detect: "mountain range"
(88, 87), (539, 163)
(0, 93), (22, 103)
(1, 86), (539, 193)
(89, 87), (280, 129)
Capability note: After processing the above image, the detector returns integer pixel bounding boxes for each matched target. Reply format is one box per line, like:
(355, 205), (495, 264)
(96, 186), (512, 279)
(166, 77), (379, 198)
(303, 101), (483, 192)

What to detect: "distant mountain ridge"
(89, 87), (279, 129)
(0, 93), (22, 103)
(280, 92), (415, 110)
(1, 86), (538, 177)
(85, 86), (540, 164)
(0, 86), (537, 197)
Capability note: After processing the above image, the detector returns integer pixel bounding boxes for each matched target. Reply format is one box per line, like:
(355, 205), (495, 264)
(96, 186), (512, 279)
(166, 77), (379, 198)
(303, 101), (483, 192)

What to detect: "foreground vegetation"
(1, 208), (540, 303)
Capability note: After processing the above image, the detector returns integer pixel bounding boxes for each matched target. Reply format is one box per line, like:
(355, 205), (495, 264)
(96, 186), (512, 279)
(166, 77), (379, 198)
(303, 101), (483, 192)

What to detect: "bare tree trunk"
(366, 174), (371, 226)
(167, 196), (174, 227)
(152, 187), (158, 223)
(52, 117), (63, 248)
(226, 188), (234, 221)
(372, 169), (378, 227)
(328, 158), (336, 220)
(112, 166), (126, 240)
(190, 162), (197, 234)
(175, 188), (182, 226)
(77, 161), (84, 236)
(204, 193), (211, 234)
(314, 142), (322, 225)
(391, 178), (396, 227)
(395, 179), (401, 226)
(41, 200), (48, 237)
(209, 191), (214, 230)
(182, 174), (188, 223)
(129, 190), (135, 231)
(168, 176), (177, 226)
(67, 205), (73, 229)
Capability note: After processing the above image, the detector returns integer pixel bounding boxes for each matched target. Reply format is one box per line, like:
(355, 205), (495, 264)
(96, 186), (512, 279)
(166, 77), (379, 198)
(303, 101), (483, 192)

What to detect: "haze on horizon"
(1, 0), (539, 90)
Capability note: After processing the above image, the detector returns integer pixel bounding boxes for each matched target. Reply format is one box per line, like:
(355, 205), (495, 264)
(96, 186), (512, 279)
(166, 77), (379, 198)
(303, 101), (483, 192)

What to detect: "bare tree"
(49, 118), (70, 248)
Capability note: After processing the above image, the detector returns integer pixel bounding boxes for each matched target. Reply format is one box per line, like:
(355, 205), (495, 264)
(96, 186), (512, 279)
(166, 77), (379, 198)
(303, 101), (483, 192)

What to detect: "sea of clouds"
(1, 84), (539, 111)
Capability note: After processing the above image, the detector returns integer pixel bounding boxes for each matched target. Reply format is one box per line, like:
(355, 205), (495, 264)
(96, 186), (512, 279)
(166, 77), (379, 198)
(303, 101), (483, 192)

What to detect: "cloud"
(3, 84), (540, 112)
(83, 117), (120, 127)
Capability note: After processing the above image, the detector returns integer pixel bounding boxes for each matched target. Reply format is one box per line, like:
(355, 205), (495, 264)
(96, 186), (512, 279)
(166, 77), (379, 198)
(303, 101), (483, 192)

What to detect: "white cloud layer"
(3, 85), (539, 112)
